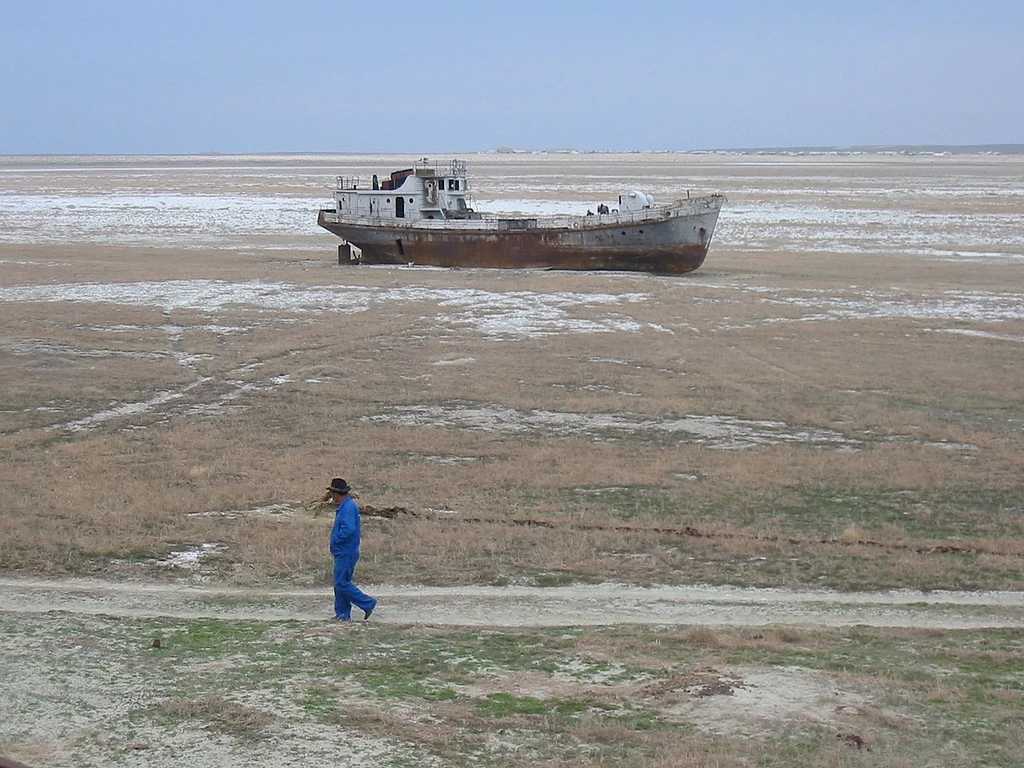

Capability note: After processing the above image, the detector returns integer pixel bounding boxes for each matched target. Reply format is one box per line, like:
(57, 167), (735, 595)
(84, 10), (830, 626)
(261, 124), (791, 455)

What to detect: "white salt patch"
(0, 279), (361, 313)
(0, 192), (325, 249)
(932, 328), (1024, 343)
(46, 371), (294, 432)
(184, 374), (294, 417)
(6, 340), (157, 360)
(158, 542), (226, 569)
(419, 455), (479, 465)
(745, 286), (1024, 323)
(721, 200), (1023, 260)
(59, 387), (198, 432)
(4, 338), (213, 370)
(364, 403), (857, 450)
(187, 503), (295, 519)
(0, 280), (652, 339)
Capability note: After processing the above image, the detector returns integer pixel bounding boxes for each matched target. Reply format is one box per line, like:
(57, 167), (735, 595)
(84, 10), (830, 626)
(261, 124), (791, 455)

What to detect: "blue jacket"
(329, 496), (361, 557)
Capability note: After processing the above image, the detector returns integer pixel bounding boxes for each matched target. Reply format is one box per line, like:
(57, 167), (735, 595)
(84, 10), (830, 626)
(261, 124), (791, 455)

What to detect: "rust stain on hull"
(318, 199), (722, 275)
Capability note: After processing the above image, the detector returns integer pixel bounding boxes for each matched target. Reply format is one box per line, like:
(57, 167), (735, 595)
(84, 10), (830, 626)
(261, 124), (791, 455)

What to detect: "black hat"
(327, 478), (351, 495)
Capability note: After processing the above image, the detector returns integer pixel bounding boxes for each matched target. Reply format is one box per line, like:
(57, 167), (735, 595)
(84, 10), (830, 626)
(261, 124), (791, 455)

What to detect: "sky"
(1, 0), (1022, 154)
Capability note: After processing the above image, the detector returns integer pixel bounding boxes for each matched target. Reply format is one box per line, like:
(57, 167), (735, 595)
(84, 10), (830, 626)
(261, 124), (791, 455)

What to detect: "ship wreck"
(317, 159), (725, 274)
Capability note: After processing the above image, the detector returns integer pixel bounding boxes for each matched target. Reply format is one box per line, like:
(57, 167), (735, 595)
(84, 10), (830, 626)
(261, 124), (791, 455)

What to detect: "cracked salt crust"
(0, 280), (654, 339)
(5, 278), (1021, 339)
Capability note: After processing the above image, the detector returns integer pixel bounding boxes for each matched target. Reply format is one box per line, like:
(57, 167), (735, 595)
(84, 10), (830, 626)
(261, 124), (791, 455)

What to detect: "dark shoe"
(363, 599), (377, 621)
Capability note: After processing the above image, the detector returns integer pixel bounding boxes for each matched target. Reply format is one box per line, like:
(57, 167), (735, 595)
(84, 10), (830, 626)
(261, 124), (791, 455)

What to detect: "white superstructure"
(332, 159), (478, 222)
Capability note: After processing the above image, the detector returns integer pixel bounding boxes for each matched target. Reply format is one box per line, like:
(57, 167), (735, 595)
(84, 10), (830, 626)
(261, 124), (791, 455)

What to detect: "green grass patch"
(476, 691), (596, 717)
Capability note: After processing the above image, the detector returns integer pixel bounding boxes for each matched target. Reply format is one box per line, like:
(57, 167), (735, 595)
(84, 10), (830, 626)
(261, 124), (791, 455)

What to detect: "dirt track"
(2, 576), (1022, 629)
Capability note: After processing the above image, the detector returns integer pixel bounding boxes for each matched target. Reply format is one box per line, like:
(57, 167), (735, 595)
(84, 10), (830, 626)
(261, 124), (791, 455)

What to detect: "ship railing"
(336, 175), (361, 190)
(334, 160), (469, 189)
(320, 194), (723, 230)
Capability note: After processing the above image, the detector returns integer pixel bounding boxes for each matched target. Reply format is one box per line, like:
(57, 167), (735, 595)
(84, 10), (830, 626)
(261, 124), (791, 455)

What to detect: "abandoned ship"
(317, 159), (725, 275)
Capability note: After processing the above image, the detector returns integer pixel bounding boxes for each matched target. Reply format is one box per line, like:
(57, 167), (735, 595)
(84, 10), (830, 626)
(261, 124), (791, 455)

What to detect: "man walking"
(326, 478), (377, 621)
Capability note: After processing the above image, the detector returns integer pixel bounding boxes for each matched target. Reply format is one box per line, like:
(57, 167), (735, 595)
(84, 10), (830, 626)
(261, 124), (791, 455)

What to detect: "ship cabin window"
(448, 179), (460, 191)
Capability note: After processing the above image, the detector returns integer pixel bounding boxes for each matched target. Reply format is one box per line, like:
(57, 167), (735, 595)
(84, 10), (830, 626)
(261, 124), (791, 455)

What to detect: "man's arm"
(330, 498), (358, 550)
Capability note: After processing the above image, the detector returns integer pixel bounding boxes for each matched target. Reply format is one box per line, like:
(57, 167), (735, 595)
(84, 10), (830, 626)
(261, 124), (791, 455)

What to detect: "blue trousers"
(333, 554), (375, 619)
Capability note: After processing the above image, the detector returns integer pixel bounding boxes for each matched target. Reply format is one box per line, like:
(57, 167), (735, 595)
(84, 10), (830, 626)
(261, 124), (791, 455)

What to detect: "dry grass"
(2, 255), (1022, 590)
(156, 694), (273, 736)
(2, 155), (1023, 593)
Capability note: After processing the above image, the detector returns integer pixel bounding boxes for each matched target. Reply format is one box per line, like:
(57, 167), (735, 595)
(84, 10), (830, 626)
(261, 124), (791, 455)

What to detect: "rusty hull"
(318, 195), (724, 275)
(321, 218), (710, 273)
